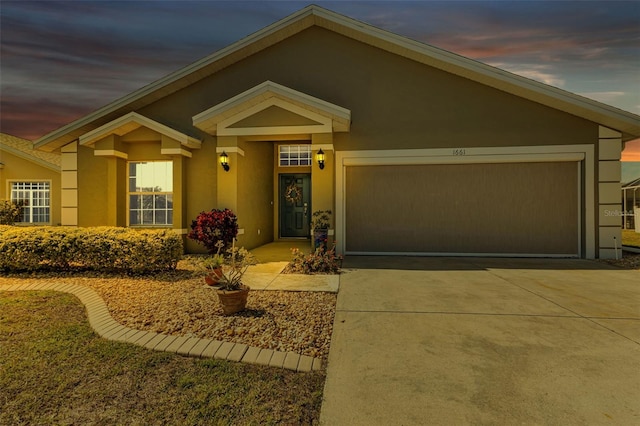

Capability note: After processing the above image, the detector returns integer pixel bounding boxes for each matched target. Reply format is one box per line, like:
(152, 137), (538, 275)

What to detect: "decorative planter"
(204, 268), (223, 286)
(313, 229), (329, 250)
(216, 285), (250, 315)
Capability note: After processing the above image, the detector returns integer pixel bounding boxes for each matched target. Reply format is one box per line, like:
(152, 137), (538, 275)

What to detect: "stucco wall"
(237, 141), (274, 249)
(0, 150), (61, 226)
(71, 24), (602, 253)
(138, 26), (597, 151)
(184, 135), (218, 253)
(77, 145), (108, 227)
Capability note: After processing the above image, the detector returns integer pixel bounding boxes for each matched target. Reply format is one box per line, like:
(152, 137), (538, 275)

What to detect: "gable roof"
(623, 176), (640, 188)
(79, 112), (201, 148)
(192, 80), (351, 136)
(1, 133), (61, 171)
(35, 5), (640, 151)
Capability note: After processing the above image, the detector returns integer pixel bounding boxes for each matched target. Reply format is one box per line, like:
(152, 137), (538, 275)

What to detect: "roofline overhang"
(34, 5), (640, 151)
(0, 144), (61, 172)
(79, 112), (201, 148)
(192, 80), (351, 135)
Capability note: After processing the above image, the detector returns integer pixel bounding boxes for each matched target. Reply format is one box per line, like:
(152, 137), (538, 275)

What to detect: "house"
(0, 133), (61, 225)
(622, 177), (640, 231)
(32, 6), (640, 258)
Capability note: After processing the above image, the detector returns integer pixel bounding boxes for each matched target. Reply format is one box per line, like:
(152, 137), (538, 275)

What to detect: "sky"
(1, 0), (639, 160)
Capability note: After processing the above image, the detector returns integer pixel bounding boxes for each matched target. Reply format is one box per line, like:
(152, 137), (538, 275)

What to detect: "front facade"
(34, 6), (640, 258)
(0, 133), (61, 226)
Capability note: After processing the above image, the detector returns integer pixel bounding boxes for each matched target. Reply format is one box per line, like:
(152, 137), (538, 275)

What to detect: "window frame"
(278, 144), (312, 167)
(127, 161), (174, 227)
(9, 180), (52, 225)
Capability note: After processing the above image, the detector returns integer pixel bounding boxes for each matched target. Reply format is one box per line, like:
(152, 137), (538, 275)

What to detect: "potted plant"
(311, 210), (331, 249)
(201, 241), (225, 286)
(215, 240), (257, 315)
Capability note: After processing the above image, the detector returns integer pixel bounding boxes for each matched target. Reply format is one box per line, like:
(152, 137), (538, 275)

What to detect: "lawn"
(622, 229), (640, 248)
(0, 291), (324, 425)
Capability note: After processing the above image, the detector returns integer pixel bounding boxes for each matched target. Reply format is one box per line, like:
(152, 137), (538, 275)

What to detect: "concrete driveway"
(320, 257), (640, 425)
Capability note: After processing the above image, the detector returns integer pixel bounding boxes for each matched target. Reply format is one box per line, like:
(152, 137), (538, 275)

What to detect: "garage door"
(345, 162), (579, 256)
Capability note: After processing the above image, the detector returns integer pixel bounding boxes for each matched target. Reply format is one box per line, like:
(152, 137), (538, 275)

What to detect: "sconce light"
(220, 151), (230, 172)
(316, 148), (325, 170)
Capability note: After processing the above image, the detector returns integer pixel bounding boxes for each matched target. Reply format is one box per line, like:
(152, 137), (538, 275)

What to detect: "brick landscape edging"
(0, 283), (322, 372)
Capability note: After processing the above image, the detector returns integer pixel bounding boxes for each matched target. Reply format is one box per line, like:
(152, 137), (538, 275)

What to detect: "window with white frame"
(279, 145), (312, 167)
(128, 161), (173, 226)
(10, 181), (50, 223)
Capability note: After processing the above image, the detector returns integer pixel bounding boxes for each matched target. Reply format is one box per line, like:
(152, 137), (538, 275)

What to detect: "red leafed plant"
(187, 209), (238, 253)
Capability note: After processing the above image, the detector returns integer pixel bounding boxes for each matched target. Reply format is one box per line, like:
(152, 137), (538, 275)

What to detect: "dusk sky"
(1, 1), (639, 159)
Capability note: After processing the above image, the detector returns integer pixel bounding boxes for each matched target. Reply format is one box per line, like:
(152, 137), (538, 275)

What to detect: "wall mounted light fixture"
(316, 148), (325, 170)
(220, 151), (230, 172)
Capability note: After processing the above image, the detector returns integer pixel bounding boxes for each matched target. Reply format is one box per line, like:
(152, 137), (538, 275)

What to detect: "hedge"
(0, 226), (183, 273)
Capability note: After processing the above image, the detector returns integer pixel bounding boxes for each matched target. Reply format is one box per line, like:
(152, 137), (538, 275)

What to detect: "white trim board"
(79, 112), (201, 149)
(193, 81), (351, 136)
(0, 144), (61, 172)
(216, 147), (246, 156)
(335, 144), (595, 259)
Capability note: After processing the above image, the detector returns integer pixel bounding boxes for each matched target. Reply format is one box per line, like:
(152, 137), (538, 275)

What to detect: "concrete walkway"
(0, 282), (322, 372)
(245, 241), (339, 292)
(244, 261), (339, 292)
(320, 257), (640, 425)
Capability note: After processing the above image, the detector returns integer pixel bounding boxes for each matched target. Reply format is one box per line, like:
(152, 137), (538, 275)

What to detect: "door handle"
(304, 202), (308, 216)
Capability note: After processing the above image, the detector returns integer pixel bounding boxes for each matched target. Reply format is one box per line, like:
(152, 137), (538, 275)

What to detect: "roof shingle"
(1, 133), (61, 168)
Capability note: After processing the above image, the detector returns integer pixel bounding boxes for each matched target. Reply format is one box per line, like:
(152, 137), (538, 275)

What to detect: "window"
(279, 145), (311, 167)
(128, 161), (173, 226)
(10, 181), (50, 224)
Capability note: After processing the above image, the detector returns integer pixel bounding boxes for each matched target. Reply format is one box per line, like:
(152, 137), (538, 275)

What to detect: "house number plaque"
(453, 149), (466, 156)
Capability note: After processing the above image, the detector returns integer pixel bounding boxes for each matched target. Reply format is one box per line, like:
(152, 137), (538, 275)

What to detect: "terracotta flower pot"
(216, 285), (250, 315)
(204, 268), (223, 286)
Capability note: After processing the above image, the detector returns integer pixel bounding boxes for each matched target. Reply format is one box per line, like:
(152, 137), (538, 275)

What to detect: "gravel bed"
(600, 252), (640, 269)
(0, 273), (337, 360)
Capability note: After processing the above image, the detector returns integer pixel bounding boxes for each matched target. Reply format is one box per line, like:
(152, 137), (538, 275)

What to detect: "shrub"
(0, 200), (22, 225)
(187, 209), (238, 253)
(311, 210), (331, 230)
(0, 226), (182, 273)
(285, 243), (343, 274)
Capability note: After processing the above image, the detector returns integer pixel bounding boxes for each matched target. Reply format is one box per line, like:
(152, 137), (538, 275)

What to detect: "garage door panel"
(345, 162), (578, 255)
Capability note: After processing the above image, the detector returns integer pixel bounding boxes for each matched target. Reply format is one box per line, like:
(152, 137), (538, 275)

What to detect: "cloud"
(623, 139), (640, 162)
(0, 96), (93, 141)
(1, 0), (638, 139)
(487, 62), (566, 87)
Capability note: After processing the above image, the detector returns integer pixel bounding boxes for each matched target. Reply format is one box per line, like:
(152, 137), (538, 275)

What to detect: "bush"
(0, 200), (22, 225)
(285, 244), (343, 274)
(0, 226), (182, 273)
(187, 209), (238, 253)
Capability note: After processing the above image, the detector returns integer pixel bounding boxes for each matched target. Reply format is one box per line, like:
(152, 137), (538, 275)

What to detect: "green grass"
(622, 229), (640, 248)
(0, 291), (324, 425)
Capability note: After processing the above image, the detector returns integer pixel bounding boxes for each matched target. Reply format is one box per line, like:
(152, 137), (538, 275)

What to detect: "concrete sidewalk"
(243, 262), (339, 292)
(245, 241), (339, 292)
(320, 257), (640, 425)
